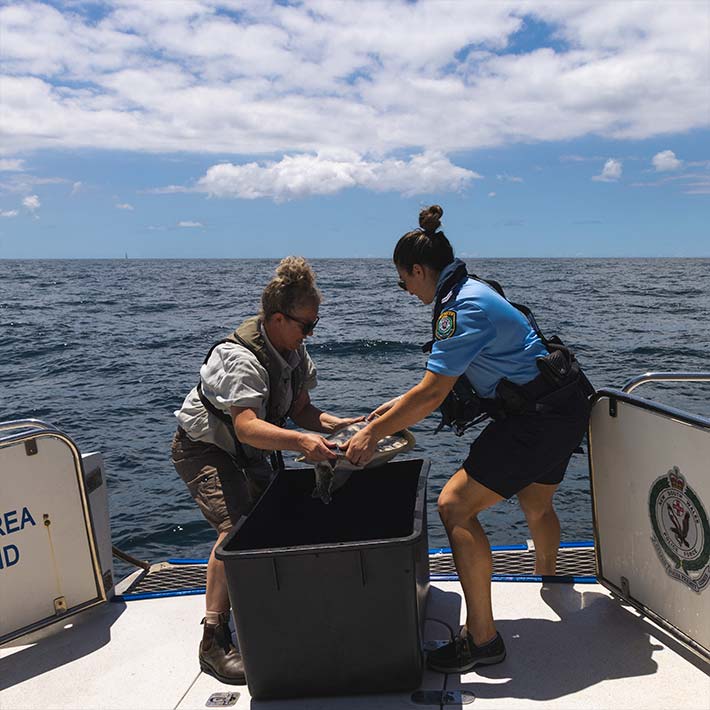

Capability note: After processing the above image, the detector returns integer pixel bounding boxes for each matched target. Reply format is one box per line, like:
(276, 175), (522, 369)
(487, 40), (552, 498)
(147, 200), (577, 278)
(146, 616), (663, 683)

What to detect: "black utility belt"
(492, 372), (582, 418)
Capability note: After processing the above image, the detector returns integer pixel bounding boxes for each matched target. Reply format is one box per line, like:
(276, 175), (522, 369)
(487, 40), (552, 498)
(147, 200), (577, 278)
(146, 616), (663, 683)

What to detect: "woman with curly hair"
(172, 256), (359, 684)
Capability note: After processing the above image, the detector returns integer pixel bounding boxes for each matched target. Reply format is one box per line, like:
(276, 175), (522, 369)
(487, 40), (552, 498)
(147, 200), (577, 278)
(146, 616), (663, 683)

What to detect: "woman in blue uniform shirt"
(345, 205), (591, 673)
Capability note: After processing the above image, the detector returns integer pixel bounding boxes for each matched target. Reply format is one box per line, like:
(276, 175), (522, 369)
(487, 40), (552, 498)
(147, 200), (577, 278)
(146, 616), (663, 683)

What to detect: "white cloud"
(0, 209), (19, 217)
(0, 1), (707, 163)
(188, 151), (480, 201)
(652, 150), (682, 171)
(22, 194), (40, 210)
(71, 181), (83, 195)
(592, 159), (623, 182)
(0, 174), (66, 194)
(115, 202), (134, 210)
(0, 159), (25, 172)
(488, 192), (496, 198)
(631, 170), (710, 195)
(177, 220), (203, 228)
(496, 174), (523, 183)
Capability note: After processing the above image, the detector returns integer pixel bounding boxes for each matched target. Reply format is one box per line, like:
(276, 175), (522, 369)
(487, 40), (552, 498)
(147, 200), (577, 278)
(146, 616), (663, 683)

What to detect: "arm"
(367, 395), (403, 420)
(231, 406), (336, 462)
(289, 389), (363, 433)
(345, 370), (458, 466)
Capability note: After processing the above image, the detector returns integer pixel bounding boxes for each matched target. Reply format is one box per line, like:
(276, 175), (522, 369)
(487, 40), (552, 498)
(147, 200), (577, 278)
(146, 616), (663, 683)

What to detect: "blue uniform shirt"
(426, 273), (548, 398)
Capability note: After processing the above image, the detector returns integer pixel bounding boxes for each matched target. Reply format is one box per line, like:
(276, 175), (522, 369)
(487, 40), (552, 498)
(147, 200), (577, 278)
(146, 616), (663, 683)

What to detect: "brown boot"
(199, 615), (246, 685)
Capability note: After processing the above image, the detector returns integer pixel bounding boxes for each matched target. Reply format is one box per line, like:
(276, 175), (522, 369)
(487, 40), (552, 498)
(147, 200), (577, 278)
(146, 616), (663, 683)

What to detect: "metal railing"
(622, 371), (710, 394)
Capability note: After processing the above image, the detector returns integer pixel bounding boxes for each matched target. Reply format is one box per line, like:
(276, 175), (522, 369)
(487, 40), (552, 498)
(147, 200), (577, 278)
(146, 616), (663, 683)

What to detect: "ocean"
(2, 258), (709, 571)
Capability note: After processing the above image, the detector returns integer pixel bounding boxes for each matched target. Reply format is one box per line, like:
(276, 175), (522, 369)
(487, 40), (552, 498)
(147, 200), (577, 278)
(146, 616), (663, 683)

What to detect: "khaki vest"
(226, 316), (307, 425)
(197, 316), (309, 467)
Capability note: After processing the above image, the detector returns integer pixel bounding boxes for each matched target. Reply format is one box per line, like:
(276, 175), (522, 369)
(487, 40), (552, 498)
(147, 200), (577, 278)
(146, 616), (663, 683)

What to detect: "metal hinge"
(102, 570), (114, 593)
(411, 690), (475, 705)
(53, 597), (68, 615)
(85, 467), (103, 494)
(206, 692), (240, 707)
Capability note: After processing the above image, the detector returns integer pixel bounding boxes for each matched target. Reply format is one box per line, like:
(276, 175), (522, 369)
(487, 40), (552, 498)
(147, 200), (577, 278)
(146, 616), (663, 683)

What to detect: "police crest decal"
(435, 310), (457, 340)
(649, 466), (710, 593)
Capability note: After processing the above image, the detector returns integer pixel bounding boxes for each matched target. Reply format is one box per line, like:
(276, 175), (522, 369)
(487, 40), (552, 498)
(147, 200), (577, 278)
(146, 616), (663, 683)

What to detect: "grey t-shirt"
(175, 326), (317, 461)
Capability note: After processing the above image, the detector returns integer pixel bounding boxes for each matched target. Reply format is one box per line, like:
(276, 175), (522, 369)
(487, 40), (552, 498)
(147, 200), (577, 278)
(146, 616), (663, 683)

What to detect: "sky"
(0, 0), (709, 258)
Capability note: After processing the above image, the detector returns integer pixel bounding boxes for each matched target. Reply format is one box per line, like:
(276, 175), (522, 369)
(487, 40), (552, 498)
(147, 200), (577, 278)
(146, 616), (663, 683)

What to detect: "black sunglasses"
(282, 312), (320, 335)
(397, 279), (407, 291)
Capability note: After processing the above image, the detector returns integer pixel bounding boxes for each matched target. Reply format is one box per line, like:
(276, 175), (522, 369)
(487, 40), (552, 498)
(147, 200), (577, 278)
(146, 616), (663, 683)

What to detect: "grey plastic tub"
(216, 458), (430, 700)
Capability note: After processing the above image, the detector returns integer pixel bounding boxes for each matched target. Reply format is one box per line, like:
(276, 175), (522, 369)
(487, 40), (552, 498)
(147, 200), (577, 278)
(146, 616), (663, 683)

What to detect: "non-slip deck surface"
(119, 546), (597, 599)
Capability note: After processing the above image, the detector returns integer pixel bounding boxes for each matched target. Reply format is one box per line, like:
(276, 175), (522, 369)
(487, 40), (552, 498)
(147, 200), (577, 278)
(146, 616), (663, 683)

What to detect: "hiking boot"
(427, 630), (506, 674)
(199, 617), (246, 685)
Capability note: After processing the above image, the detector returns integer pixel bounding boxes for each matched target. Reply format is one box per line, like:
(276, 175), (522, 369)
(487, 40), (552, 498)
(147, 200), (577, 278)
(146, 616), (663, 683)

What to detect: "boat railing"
(0, 418), (61, 439)
(622, 371), (710, 394)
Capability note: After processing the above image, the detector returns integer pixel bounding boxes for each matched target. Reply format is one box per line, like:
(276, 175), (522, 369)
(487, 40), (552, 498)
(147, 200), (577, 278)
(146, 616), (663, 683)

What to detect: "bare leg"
(206, 530), (230, 613)
(438, 470), (503, 646)
(517, 482), (560, 575)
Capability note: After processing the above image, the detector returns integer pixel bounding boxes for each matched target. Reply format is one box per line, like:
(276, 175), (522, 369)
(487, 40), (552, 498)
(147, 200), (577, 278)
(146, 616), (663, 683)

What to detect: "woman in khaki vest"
(172, 256), (359, 684)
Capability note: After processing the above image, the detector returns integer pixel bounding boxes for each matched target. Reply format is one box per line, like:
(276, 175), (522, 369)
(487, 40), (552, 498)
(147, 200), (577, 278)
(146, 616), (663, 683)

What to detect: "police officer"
(172, 256), (360, 684)
(345, 206), (591, 673)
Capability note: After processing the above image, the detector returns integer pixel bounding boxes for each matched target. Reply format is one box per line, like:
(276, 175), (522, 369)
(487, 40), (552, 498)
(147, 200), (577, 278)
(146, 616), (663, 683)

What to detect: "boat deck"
(2, 575), (708, 709)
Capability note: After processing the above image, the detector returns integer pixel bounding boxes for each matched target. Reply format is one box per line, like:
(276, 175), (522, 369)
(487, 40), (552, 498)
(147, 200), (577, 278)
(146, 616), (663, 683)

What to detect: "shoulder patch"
(435, 310), (457, 340)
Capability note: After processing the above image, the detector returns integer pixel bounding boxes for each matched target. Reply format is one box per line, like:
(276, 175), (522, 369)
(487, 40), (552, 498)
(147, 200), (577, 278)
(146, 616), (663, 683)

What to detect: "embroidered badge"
(649, 466), (710, 593)
(435, 310), (457, 340)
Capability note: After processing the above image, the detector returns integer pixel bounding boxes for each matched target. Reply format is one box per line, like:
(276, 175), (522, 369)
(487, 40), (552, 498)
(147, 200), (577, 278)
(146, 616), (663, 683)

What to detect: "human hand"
(344, 426), (379, 467)
(298, 433), (338, 462)
(366, 396), (402, 421)
(331, 415), (365, 433)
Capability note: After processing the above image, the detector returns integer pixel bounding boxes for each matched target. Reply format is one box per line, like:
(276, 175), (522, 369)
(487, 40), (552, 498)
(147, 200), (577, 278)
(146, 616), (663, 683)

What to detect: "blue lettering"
(5, 510), (19, 534)
(20, 507), (36, 529)
(0, 507), (36, 536)
(0, 544), (20, 569)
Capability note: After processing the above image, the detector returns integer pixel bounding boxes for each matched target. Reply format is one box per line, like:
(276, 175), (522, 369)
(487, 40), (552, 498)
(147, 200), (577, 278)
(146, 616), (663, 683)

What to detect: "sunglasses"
(282, 312), (320, 335)
(397, 279), (407, 291)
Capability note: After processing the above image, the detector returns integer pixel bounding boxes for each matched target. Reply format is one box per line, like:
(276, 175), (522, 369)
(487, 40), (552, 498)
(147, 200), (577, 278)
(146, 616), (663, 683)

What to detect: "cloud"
(652, 150), (682, 171)
(0, 1), (707, 161)
(592, 159), (622, 182)
(684, 180), (710, 194)
(0, 159), (25, 172)
(22, 194), (40, 210)
(115, 202), (134, 210)
(496, 174), (523, 183)
(71, 181), (83, 195)
(630, 171), (710, 194)
(177, 220), (203, 228)
(186, 151), (480, 201)
(0, 209), (19, 217)
(488, 192), (496, 198)
(0, 174), (67, 194)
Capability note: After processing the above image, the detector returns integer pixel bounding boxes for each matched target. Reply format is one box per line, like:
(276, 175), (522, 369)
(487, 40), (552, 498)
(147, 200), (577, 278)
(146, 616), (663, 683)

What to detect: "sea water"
(1, 258), (708, 564)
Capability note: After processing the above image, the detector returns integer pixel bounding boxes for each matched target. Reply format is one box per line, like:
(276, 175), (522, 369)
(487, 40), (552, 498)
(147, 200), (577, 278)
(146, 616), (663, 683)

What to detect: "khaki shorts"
(171, 427), (274, 534)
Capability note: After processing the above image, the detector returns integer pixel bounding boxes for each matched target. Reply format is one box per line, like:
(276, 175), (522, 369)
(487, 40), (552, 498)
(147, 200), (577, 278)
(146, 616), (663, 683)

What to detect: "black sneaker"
(427, 631), (506, 673)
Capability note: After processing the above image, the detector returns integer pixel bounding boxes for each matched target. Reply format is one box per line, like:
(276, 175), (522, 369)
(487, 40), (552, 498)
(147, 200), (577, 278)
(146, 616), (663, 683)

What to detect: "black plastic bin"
(216, 457), (430, 700)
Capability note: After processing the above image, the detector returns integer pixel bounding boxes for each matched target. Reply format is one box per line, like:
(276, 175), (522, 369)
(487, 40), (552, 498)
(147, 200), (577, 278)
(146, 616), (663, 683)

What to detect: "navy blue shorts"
(463, 385), (590, 499)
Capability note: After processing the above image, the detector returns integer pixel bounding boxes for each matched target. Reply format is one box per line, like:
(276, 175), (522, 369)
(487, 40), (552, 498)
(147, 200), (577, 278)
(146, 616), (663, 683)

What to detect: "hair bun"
(419, 205), (443, 235)
(275, 256), (315, 288)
